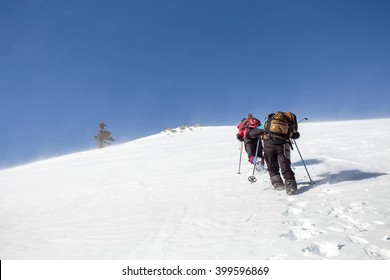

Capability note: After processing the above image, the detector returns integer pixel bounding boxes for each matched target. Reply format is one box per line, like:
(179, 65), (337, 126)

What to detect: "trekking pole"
(237, 141), (243, 174)
(292, 139), (314, 185)
(298, 117), (308, 123)
(248, 136), (261, 183)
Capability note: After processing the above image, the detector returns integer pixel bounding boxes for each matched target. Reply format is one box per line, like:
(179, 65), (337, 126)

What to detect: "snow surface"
(1, 119), (390, 260)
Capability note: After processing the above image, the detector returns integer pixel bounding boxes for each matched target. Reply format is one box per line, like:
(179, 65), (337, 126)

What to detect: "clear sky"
(1, 0), (390, 168)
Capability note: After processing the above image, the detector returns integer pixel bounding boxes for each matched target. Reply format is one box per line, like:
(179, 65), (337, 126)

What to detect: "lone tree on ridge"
(94, 122), (115, 148)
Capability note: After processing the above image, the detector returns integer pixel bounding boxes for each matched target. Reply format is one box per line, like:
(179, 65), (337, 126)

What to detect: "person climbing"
(263, 111), (300, 195)
(236, 113), (264, 166)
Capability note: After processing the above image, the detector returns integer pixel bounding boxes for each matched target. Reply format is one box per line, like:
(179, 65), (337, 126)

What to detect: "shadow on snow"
(292, 158), (323, 167)
(298, 169), (388, 194)
(316, 170), (388, 185)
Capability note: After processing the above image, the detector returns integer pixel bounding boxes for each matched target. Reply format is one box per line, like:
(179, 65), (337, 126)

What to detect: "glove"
(236, 134), (244, 142)
(292, 132), (300, 139)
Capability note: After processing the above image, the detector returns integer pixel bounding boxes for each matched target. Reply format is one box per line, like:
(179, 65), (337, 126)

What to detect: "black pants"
(244, 138), (263, 160)
(264, 139), (295, 181)
(244, 128), (263, 160)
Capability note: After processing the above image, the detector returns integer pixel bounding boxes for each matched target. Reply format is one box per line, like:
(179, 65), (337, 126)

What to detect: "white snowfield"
(1, 119), (389, 260)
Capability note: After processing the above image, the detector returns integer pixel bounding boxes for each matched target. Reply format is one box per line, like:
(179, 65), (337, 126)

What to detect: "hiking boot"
(270, 175), (285, 191)
(285, 179), (298, 195)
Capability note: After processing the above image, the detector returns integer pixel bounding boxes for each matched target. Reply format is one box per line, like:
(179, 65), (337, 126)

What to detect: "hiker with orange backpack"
(236, 114), (264, 166)
(263, 112), (300, 195)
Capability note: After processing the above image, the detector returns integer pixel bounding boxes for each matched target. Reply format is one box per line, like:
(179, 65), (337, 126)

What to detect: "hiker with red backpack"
(263, 112), (300, 195)
(236, 114), (264, 166)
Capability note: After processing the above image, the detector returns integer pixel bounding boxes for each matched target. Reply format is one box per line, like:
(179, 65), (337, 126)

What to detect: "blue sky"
(1, 0), (390, 168)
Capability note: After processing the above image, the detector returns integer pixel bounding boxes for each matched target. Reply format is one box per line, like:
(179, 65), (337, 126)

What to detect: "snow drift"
(0, 119), (389, 260)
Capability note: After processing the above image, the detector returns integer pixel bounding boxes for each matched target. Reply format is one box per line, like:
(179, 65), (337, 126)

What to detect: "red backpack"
(247, 118), (260, 128)
(239, 117), (261, 138)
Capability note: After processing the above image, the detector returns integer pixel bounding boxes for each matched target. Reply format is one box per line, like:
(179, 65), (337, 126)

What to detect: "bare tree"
(94, 122), (115, 148)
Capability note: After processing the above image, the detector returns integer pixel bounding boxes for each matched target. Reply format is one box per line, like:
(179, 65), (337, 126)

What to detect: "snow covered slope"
(1, 119), (390, 260)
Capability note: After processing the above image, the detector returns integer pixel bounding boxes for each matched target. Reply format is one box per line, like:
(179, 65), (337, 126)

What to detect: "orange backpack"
(264, 112), (298, 140)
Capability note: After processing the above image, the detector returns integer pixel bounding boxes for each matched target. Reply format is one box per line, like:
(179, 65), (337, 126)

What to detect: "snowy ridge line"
(161, 124), (201, 135)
